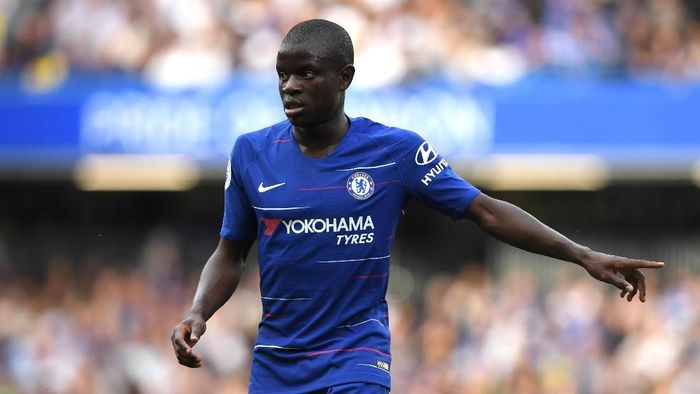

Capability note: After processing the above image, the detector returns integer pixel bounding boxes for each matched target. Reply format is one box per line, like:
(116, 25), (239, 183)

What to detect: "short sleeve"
(220, 137), (257, 240)
(395, 133), (480, 220)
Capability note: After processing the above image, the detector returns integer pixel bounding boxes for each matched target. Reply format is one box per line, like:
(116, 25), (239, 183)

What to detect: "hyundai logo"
(414, 142), (439, 165)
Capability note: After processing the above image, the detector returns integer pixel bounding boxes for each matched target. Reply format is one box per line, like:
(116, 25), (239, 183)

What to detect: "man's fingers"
(172, 317), (207, 369)
(635, 270), (647, 302)
(620, 260), (664, 270)
(189, 320), (207, 345)
(625, 274), (639, 302)
(589, 256), (659, 301)
(608, 274), (633, 294)
(171, 325), (191, 353)
(177, 351), (203, 368)
(174, 337), (191, 354)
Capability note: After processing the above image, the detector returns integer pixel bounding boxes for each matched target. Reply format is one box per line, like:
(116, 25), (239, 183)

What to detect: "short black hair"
(281, 19), (354, 67)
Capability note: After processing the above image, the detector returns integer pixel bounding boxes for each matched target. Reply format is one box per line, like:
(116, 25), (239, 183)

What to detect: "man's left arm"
(463, 193), (664, 302)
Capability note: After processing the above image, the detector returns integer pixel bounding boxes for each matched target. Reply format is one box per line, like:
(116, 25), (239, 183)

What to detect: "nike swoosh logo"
(258, 182), (286, 193)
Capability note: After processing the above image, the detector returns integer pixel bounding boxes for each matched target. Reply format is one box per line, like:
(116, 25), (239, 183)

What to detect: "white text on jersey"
(282, 216), (374, 234)
(421, 158), (449, 186)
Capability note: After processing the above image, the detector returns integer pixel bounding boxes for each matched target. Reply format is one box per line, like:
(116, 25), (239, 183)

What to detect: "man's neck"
(293, 115), (349, 158)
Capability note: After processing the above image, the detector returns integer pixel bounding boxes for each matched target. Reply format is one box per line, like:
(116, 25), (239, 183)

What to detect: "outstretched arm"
(171, 237), (254, 368)
(464, 193), (664, 302)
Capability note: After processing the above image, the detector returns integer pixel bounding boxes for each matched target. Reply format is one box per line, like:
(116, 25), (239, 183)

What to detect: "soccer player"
(171, 19), (664, 393)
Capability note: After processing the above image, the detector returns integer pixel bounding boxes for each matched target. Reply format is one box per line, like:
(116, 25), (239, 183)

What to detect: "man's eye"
(278, 72), (289, 81)
(304, 71), (315, 79)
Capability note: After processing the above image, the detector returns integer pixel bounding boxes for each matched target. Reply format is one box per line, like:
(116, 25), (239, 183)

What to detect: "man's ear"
(339, 64), (355, 91)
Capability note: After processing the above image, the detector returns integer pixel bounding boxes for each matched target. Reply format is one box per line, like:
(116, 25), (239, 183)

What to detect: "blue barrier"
(1, 75), (699, 168)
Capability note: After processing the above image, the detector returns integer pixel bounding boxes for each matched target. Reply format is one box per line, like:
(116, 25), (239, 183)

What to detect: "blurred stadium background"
(2, 0), (700, 393)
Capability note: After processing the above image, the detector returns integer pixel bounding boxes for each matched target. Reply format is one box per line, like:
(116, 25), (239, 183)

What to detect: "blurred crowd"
(0, 236), (698, 394)
(2, 0), (700, 89)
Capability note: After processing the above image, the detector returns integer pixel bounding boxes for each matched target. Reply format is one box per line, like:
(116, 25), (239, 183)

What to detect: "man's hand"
(171, 314), (207, 368)
(580, 251), (664, 302)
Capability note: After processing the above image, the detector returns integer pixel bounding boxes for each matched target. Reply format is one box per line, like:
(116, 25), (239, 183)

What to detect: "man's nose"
(282, 75), (303, 94)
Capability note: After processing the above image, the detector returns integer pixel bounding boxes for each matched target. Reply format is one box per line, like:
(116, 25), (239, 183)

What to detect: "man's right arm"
(171, 237), (254, 368)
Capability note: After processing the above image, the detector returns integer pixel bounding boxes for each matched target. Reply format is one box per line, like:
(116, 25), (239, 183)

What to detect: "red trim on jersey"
(375, 180), (402, 186)
(262, 312), (286, 318)
(304, 347), (391, 358)
(299, 179), (402, 191)
(299, 185), (347, 191)
(355, 273), (389, 279)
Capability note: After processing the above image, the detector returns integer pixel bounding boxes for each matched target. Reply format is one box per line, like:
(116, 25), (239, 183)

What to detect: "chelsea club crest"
(347, 171), (375, 200)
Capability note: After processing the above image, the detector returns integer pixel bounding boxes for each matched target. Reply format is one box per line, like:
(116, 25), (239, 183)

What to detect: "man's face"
(276, 44), (348, 128)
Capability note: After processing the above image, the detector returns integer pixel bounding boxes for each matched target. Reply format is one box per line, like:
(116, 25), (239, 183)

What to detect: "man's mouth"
(284, 100), (304, 116)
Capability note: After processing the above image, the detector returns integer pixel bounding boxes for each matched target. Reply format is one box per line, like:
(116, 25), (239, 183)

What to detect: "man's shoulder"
(237, 119), (291, 145)
(352, 117), (426, 154)
(233, 119), (290, 154)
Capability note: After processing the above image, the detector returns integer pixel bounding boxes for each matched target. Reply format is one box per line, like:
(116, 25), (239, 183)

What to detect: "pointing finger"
(620, 260), (664, 269)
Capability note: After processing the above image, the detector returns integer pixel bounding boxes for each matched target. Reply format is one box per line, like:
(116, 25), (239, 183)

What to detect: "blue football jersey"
(220, 117), (480, 393)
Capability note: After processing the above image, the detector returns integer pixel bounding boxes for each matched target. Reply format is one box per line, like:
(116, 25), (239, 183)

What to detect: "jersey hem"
(220, 231), (256, 241)
(249, 372), (391, 394)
